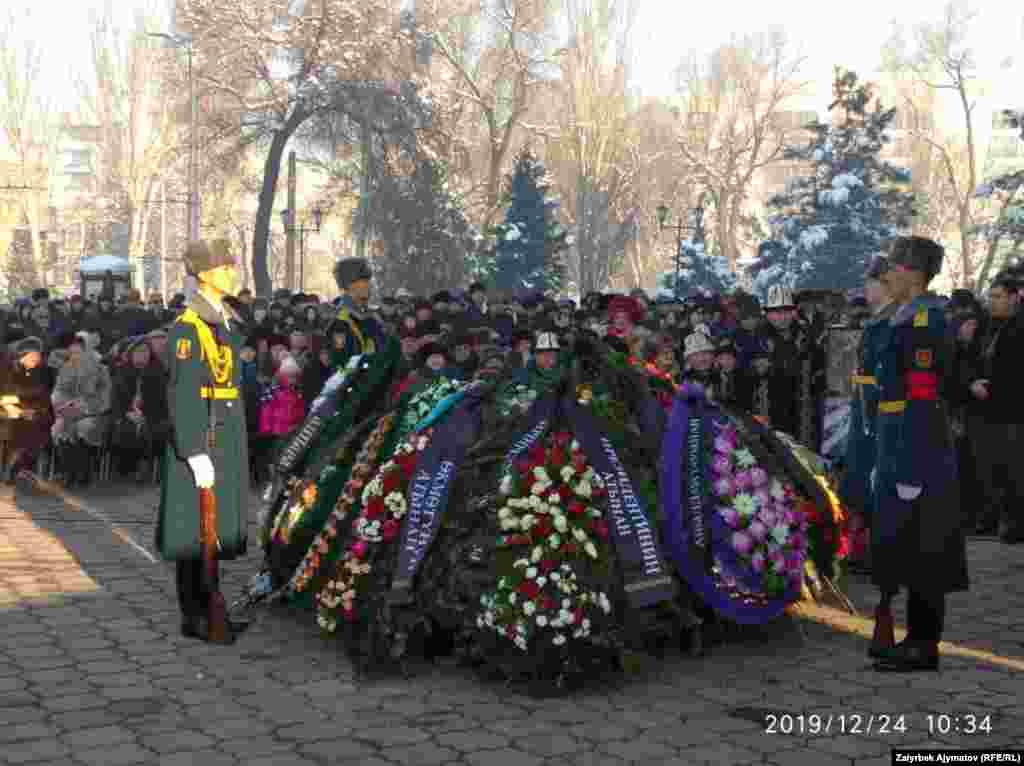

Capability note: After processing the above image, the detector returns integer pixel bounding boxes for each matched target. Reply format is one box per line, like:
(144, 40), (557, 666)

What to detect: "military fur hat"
(333, 258), (372, 289)
(182, 239), (234, 276)
(888, 236), (944, 280)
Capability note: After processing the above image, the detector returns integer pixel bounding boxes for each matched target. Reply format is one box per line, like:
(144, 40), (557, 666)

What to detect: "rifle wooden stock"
(199, 487), (232, 643)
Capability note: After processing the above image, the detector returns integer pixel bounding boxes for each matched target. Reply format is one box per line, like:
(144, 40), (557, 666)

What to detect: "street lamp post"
(656, 193), (708, 299)
(148, 32), (198, 243)
(281, 207), (323, 292)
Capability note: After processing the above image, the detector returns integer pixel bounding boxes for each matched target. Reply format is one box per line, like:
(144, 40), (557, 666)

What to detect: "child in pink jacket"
(258, 354), (305, 438)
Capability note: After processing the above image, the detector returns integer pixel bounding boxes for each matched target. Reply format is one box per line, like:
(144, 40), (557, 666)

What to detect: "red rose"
(562, 542), (578, 555)
(822, 528), (833, 544)
(528, 444), (545, 465)
(382, 519), (401, 542)
(542, 596), (556, 611)
(568, 500), (586, 516)
(836, 534), (850, 559)
(554, 431), (572, 448)
(557, 485), (573, 504)
(592, 519), (609, 539)
(571, 454), (587, 472)
(549, 448), (566, 468)
(382, 471), (401, 495)
(342, 606), (357, 622)
(574, 607), (584, 624)
(364, 497), (386, 520)
(534, 518), (553, 538)
(539, 559), (557, 574)
(518, 581), (541, 600)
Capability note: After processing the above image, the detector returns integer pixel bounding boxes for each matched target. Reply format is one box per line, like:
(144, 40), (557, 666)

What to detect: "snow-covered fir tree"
(489, 149), (568, 294)
(749, 68), (915, 295)
(658, 237), (737, 298)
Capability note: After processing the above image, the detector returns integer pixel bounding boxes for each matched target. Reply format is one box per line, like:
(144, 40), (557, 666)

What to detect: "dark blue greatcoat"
(871, 295), (968, 596)
(839, 303), (896, 521)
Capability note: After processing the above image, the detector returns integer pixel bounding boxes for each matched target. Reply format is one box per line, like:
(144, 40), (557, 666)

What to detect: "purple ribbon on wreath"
(660, 383), (796, 624)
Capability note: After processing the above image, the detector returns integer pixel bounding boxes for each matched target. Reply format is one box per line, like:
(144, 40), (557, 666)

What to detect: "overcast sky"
(9, 0), (1020, 111)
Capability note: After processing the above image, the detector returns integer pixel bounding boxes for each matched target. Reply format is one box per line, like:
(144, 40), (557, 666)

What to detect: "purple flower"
(783, 509), (800, 526)
(760, 510), (778, 528)
(785, 555), (803, 573)
(734, 470), (754, 491)
(719, 507), (741, 528)
(789, 532), (805, 550)
(718, 425), (738, 445)
(731, 531), (754, 556)
(713, 477), (735, 497)
(713, 436), (734, 455)
(747, 520), (768, 542)
(754, 489), (772, 509)
(711, 454), (733, 476)
(751, 552), (767, 572)
(769, 549), (786, 568)
(749, 467), (769, 488)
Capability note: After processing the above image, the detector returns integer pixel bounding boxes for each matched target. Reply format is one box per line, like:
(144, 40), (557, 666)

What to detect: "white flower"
(514, 636), (528, 651)
(547, 492), (561, 505)
(533, 467), (550, 482)
(536, 615), (548, 627)
(582, 618), (591, 631)
(550, 572), (561, 582)
(572, 527), (588, 542)
(500, 474), (514, 495)
(734, 449), (756, 469)
(513, 559), (529, 569)
(560, 466), (575, 483)
(500, 517), (520, 531)
(575, 481), (592, 499)
(531, 546), (544, 563)
(523, 601), (536, 616)
(417, 435), (429, 451)
(535, 576), (547, 588)
(520, 514), (536, 529)
(531, 482), (551, 496)
(552, 633), (566, 646)
(384, 492), (406, 515)
(554, 515), (568, 533)
(528, 496), (542, 509)
(548, 533), (561, 549)
(525, 566), (538, 579)
(770, 480), (785, 500)
(584, 542), (598, 559)
(508, 592), (517, 605)
(598, 593), (611, 614)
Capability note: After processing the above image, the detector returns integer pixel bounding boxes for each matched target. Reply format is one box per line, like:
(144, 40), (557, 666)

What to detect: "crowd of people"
(0, 256), (1020, 545)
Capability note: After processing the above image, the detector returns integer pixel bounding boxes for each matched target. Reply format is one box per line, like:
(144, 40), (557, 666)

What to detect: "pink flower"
(789, 531), (805, 550)
(751, 552), (767, 572)
(785, 555), (803, 574)
(713, 436), (734, 455)
(747, 520), (768, 542)
(783, 509), (800, 526)
(731, 531), (754, 556)
(351, 540), (369, 559)
(734, 470), (753, 491)
(717, 425), (738, 444)
(749, 467), (768, 488)
(713, 477), (735, 497)
(719, 507), (740, 528)
(760, 510), (778, 528)
(754, 489), (772, 509)
(769, 549), (786, 568)
(711, 455), (733, 475)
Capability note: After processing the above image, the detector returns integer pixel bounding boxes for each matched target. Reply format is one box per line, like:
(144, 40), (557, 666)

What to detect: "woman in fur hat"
(0, 337), (52, 482)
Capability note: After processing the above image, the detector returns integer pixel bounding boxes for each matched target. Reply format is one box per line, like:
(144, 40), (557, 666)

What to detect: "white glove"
(896, 484), (921, 501)
(187, 454), (215, 489)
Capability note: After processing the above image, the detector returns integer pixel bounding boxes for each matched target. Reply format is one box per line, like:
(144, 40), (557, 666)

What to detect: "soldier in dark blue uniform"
(870, 236), (968, 672)
(327, 258), (386, 370)
(840, 256), (899, 655)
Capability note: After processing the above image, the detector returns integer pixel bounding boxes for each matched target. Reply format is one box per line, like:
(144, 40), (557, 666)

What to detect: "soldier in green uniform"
(327, 258), (386, 370)
(156, 240), (249, 642)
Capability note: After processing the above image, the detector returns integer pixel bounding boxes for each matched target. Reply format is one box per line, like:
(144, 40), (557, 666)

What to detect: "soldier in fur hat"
(156, 239), (249, 643)
(328, 258), (385, 370)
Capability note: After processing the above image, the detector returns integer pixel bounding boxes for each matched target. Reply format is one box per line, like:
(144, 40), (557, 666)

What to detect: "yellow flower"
(302, 484), (318, 508)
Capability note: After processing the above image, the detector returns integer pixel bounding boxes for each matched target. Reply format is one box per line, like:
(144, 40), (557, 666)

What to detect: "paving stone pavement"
(2, 479), (1023, 766)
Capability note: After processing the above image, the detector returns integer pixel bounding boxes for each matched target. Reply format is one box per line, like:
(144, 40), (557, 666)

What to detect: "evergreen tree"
(489, 149), (568, 294)
(658, 236), (737, 297)
(750, 68), (915, 295)
(372, 158), (478, 295)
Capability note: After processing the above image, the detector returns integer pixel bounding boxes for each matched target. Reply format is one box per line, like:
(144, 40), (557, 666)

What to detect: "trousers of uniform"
(905, 590), (945, 643)
(971, 421), (1024, 534)
(175, 559), (214, 618)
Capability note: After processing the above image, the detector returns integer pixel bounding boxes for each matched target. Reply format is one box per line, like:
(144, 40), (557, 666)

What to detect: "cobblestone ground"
(2, 479), (1023, 766)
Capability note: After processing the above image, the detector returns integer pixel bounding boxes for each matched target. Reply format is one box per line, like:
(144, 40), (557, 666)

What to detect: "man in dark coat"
(871, 236), (968, 672)
(156, 239), (249, 643)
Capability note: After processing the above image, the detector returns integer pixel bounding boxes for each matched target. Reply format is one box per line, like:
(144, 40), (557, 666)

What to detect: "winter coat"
(51, 351), (112, 446)
(111, 361), (170, 444)
(0, 353), (53, 451)
(258, 377), (305, 436)
(871, 295), (968, 596)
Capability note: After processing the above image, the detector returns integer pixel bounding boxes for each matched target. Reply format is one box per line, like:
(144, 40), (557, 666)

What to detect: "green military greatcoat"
(156, 293), (248, 561)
